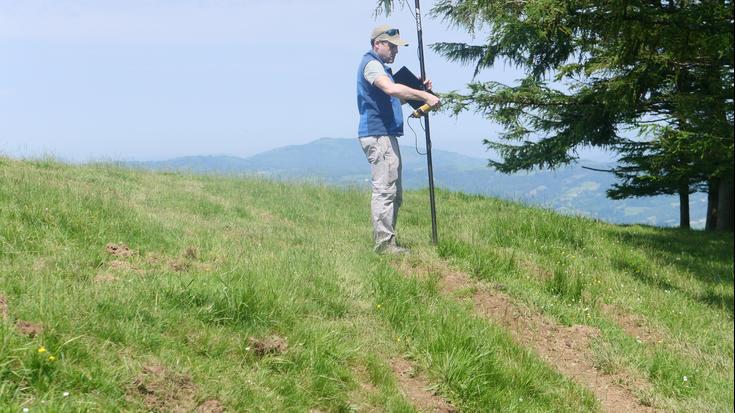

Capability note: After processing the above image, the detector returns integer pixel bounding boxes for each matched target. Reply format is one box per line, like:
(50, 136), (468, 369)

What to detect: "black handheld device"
(393, 66), (437, 118)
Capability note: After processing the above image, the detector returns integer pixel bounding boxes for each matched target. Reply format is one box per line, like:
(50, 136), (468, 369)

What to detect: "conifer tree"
(377, 0), (733, 230)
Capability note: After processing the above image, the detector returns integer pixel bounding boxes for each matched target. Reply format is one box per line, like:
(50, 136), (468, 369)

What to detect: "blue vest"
(356, 51), (404, 137)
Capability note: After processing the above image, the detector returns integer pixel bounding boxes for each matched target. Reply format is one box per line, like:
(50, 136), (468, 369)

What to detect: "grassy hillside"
(1, 156), (732, 412)
(127, 138), (709, 228)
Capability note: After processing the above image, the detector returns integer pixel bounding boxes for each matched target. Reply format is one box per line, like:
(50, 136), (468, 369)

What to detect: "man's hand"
(422, 78), (433, 91)
(422, 78), (440, 108)
(425, 92), (440, 108)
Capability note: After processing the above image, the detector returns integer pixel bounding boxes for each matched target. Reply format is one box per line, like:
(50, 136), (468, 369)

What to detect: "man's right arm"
(373, 75), (440, 108)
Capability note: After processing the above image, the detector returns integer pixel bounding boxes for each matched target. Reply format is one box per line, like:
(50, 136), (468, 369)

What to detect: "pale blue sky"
(0, 0), (613, 162)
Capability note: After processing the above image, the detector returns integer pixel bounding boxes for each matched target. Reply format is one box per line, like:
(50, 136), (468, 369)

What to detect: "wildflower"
(377, 304), (382, 309)
(48, 356), (56, 362)
(22, 408), (29, 412)
(683, 376), (688, 382)
(37, 346), (46, 353)
(245, 347), (251, 351)
(63, 391), (70, 397)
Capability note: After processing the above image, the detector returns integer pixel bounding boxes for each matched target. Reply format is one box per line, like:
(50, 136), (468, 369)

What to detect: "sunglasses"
(381, 28), (400, 36)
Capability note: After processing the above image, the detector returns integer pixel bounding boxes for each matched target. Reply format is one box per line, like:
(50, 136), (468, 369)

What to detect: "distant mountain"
(126, 137), (707, 228)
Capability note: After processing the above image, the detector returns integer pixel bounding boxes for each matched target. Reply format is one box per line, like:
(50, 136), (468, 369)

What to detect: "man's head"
(371, 24), (408, 64)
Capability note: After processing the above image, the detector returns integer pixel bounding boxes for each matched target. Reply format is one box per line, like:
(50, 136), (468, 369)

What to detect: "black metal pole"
(413, 0), (438, 244)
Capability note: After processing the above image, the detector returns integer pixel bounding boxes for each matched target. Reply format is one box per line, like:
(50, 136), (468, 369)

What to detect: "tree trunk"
(716, 173), (734, 232)
(706, 179), (719, 231)
(678, 184), (690, 229)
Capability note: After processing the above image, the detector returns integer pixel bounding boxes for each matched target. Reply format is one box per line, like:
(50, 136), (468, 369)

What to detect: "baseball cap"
(371, 24), (409, 46)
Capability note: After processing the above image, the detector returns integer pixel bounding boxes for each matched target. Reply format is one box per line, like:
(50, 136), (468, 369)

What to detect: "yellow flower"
(37, 346), (47, 353)
(377, 304), (382, 309)
(48, 355), (56, 362)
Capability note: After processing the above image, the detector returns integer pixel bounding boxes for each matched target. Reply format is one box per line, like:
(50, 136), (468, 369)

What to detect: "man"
(356, 24), (440, 254)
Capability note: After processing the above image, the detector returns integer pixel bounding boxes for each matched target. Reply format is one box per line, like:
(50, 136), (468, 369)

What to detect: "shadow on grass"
(607, 227), (733, 283)
(607, 226), (734, 317)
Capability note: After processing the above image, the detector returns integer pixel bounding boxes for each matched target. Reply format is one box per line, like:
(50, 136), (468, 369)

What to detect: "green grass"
(1, 157), (732, 412)
(430, 191), (734, 412)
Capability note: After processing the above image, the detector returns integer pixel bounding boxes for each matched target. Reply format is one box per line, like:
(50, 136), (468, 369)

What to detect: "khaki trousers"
(359, 136), (403, 249)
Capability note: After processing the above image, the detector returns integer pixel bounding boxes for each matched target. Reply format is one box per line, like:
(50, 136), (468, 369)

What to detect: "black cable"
(398, 0), (422, 64)
(407, 116), (427, 155)
(402, 0), (417, 22)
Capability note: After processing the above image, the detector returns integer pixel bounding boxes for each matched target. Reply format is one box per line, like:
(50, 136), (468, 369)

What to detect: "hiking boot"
(384, 243), (410, 255)
(376, 238), (409, 255)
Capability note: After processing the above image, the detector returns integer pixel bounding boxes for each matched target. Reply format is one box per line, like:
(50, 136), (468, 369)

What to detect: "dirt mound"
(16, 320), (43, 337)
(2, 297), (44, 338)
(390, 358), (457, 413)
(131, 363), (198, 412)
(106, 243), (134, 257)
(197, 399), (225, 413)
(248, 335), (288, 356)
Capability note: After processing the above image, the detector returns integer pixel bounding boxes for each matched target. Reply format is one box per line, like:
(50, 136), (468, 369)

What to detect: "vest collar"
(366, 50), (393, 75)
(367, 50), (386, 65)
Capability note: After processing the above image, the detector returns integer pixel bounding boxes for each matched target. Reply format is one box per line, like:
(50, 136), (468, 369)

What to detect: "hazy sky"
(0, 0), (613, 162)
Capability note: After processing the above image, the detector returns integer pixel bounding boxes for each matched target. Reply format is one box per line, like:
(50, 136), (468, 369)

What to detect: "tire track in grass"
(598, 302), (664, 345)
(348, 359), (457, 412)
(390, 358), (457, 413)
(395, 260), (657, 413)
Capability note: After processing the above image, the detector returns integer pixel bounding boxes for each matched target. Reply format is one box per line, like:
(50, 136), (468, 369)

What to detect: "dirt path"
(397, 261), (656, 413)
(348, 359), (456, 412)
(390, 358), (457, 413)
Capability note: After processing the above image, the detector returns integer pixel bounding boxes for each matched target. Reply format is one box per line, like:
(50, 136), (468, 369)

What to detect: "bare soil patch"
(196, 263), (214, 273)
(145, 253), (164, 266)
(106, 243), (134, 257)
(600, 303), (663, 344)
(348, 365), (382, 412)
(183, 246), (199, 259)
(519, 257), (553, 280)
(102, 259), (143, 277)
(16, 320), (43, 338)
(108, 260), (134, 271)
(169, 259), (190, 272)
(399, 259), (656, 413)
(32, 258), (49, 272)
(197, 399), (225, 413)
(94, 273), (120, 283)
(390, 358), (457, 413)
(0, 294), (8, 320)
(248, 335), (288, 357)
(351, 365), (378, 393)
(131, 363), (198, 412)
